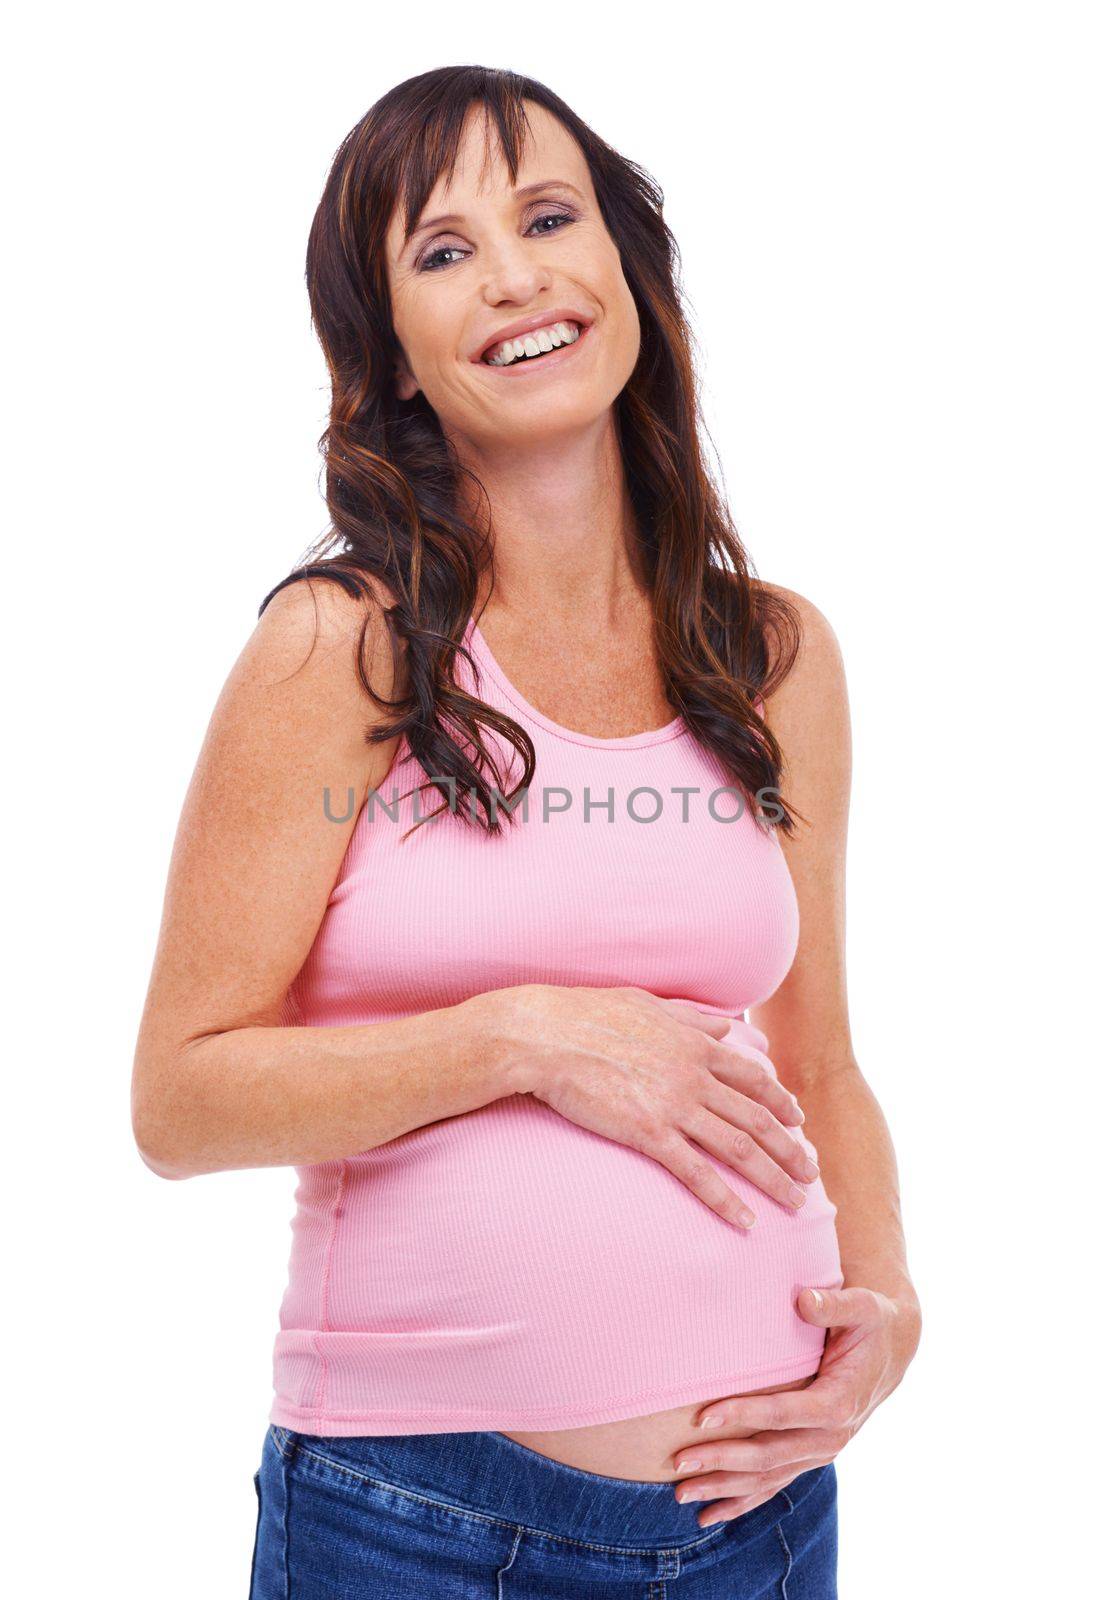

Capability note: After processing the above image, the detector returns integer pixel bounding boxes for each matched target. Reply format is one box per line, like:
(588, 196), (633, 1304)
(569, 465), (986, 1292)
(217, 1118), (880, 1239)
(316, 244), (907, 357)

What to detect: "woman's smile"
(476, 317), (596, 378)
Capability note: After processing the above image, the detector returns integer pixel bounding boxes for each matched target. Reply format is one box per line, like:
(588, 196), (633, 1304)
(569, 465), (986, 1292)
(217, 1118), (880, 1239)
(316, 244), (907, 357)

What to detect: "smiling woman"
(382, 103), (648, 458)
(132, 63), (919, 1600)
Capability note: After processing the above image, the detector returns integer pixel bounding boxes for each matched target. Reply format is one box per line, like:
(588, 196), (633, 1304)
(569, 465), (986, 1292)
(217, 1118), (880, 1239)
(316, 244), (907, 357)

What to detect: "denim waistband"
(270, 1423), (819, 1570)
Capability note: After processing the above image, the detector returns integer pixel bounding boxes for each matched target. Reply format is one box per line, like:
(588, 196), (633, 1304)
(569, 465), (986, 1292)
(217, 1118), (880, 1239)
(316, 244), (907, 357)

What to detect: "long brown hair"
(258, 65), (805, 837)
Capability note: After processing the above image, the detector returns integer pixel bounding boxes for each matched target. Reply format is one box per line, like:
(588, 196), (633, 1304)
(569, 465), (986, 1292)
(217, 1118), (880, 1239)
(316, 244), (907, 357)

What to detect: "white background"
(7, 3), (1097, 1594)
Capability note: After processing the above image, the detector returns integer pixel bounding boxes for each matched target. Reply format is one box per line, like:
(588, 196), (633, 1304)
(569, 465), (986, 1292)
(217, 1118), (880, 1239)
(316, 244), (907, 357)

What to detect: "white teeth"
(484, 320), (583, 365)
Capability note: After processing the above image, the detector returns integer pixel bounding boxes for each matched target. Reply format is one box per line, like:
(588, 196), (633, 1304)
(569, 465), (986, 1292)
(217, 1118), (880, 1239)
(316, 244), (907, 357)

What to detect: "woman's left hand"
(672, 1285), (922, 1527)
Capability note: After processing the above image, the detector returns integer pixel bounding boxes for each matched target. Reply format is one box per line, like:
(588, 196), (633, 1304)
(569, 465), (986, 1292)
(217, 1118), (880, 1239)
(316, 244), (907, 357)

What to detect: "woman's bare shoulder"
(752, 577), (841, 653)
(751, 578), (848, 721)
(246, 569), (406, 739)
(254, 567), (404, 676)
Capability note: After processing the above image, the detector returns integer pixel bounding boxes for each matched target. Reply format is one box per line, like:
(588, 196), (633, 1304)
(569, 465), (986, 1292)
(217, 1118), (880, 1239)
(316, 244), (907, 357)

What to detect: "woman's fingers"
(674, 1428), (825, 1481)
(677, 1460), (821, 1505)
(710, 1043), (803, 1127)
(687, 1107), (810, 1211)
(647, 1131), (759, 1228)
(674, 1432), (834, 1526)
(651, 995), (741, 1043)
(694, 1385), (831, 1433)
(690, 1460), (833, 1526)
(704, 1088), (819, 1185)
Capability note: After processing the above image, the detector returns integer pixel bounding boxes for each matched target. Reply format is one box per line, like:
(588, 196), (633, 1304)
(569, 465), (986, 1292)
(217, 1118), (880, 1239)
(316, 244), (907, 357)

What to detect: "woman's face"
(384, 102), (641, 453)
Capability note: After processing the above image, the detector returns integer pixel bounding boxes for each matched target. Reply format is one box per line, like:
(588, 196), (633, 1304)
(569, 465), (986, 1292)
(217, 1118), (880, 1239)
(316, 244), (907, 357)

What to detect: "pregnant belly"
(497, 1372), (816, 1483)
(318, 1045), (842, 1441)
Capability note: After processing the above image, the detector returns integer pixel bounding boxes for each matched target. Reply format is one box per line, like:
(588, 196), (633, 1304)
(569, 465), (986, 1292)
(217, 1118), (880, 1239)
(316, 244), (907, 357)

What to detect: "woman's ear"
(393, 348), (419, 402)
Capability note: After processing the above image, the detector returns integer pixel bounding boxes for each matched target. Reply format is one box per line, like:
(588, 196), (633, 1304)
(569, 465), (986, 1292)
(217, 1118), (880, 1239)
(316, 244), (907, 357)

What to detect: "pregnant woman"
(131, 67), (921, 1597)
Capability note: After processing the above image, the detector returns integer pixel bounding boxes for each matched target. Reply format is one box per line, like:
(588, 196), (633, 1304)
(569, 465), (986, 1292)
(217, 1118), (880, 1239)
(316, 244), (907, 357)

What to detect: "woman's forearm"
(132, 991), (517, 1180)
(797, 1056), (920, 1316)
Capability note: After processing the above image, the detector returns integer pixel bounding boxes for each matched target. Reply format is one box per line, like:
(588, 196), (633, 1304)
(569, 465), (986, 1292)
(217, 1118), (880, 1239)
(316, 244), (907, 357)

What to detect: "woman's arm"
(668, 585), (920, 1521)
(752, 584), (920, 1322)
(130, 578), (521, 1181)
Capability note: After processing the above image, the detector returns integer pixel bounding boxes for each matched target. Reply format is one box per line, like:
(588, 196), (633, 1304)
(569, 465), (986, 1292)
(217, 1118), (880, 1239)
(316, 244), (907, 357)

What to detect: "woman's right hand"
(487, 984), (820, 1229)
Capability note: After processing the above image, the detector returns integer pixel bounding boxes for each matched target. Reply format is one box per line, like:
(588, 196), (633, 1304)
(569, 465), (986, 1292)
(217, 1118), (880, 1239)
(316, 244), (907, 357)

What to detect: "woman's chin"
(459, 390), (625, 449)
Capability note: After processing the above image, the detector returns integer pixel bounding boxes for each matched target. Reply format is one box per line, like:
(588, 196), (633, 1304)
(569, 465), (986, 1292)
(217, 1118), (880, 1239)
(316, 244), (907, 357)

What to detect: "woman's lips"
(478, 321), (593, 374)
(473, 312), (592, 364)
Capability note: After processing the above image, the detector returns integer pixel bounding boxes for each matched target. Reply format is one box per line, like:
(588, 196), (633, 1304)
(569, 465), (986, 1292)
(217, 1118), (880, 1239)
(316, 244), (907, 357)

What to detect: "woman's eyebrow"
(403, 180), (584, 250)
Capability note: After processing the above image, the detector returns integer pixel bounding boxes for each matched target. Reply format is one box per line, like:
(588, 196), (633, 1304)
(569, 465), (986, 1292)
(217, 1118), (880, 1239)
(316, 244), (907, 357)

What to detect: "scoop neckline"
(465, 617), (689, 751)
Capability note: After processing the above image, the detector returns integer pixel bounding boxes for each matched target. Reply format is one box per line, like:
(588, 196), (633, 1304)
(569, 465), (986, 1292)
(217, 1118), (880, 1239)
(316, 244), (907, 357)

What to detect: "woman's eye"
(418, 210), (575, 272)
(528, 209), (575, 236)
(420, 244), (468, 272)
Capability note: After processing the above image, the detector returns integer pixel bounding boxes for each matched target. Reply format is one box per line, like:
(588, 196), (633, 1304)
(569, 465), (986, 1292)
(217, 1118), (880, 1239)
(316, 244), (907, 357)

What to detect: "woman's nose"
(478, 242), (553, 306)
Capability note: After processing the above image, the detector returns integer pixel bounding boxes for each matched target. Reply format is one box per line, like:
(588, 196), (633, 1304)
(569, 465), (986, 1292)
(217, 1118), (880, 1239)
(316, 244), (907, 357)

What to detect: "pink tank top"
(269, 613), (843, 1435)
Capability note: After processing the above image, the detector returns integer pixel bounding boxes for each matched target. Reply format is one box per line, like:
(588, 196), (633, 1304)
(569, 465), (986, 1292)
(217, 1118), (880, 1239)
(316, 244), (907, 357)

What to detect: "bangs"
(394, 76), (534, 248)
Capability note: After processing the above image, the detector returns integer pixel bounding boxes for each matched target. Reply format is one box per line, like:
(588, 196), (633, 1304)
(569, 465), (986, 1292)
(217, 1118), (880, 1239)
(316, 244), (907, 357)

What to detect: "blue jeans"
(248, 1423), (837, 1597)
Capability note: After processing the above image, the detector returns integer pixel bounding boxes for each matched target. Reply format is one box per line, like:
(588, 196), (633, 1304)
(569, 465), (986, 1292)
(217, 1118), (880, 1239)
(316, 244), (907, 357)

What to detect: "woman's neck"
(461, 421), (652, 631)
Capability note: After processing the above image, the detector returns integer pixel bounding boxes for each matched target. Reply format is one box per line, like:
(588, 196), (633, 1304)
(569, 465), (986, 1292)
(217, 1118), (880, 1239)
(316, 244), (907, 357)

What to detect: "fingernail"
(738, 1208), (756, 1229)
(677, 1457), (702, 1471)
(701, 1413), (724, 1429)
(679, 1488), (703, 1502)
(809, 1288), (824, 1309)
(789, 1186), (806, 1207)
(803, 1159), (819, 1180)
